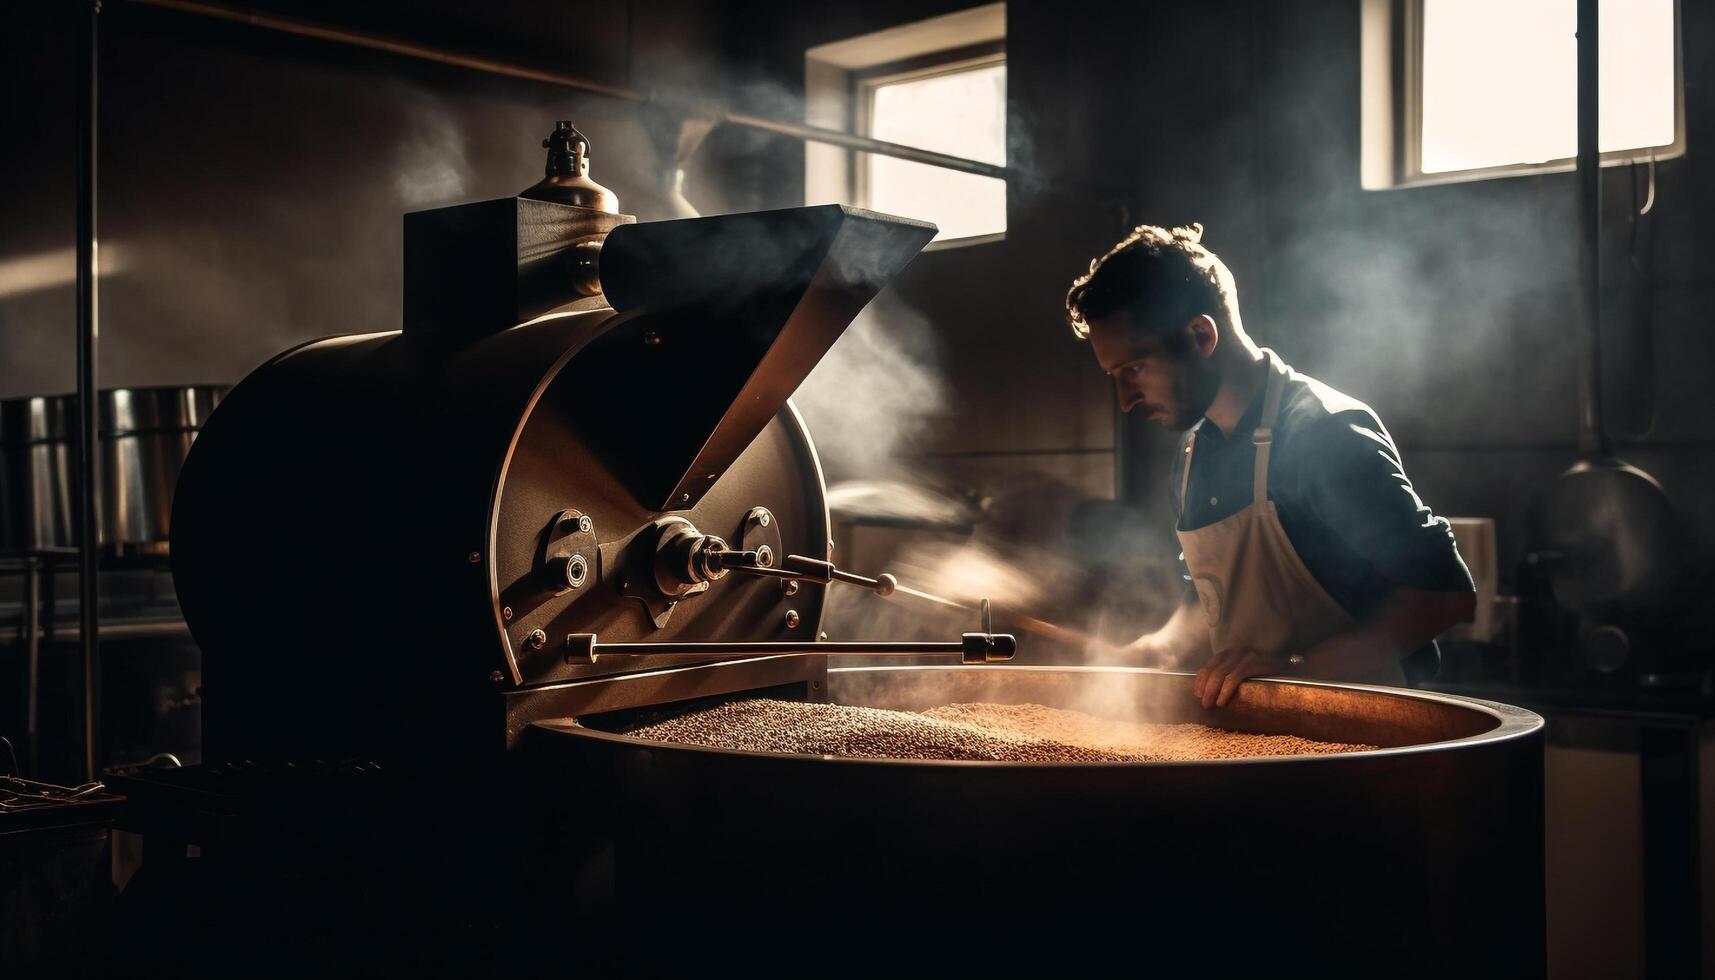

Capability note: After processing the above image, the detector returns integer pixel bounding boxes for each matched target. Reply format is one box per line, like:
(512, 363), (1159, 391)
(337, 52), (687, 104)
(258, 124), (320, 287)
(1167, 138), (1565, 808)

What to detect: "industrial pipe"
(76, 0), (103, 781)
(124, 0), (1013, 182)
(1575, 0), (1607, 457)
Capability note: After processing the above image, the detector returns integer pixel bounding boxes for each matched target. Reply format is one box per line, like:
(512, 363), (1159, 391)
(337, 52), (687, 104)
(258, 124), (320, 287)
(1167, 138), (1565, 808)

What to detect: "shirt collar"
(1198, 381), (1269, 443)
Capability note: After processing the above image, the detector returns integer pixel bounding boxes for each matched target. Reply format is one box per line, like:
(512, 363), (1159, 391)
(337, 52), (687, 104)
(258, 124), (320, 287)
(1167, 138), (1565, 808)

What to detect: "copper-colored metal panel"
(529, 666), (1545, 975)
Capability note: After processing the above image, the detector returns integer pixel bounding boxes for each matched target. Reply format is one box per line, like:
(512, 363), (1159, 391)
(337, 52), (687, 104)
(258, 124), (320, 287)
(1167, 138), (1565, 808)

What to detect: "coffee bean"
(620, 699), (1372, 762)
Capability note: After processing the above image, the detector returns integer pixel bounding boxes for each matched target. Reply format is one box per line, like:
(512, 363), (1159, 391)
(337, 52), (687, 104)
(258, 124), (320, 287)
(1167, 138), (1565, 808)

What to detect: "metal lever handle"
(718, 550), (898, 597)
(779, 554), (898, 596)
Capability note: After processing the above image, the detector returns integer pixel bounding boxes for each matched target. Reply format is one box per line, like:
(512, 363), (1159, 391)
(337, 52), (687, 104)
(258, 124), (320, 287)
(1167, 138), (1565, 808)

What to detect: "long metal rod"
(124, 0), (1012, 181)
(588, 640), (980, 657)
(76, 0), (103, 782)
(1575, 0), (1608, 457)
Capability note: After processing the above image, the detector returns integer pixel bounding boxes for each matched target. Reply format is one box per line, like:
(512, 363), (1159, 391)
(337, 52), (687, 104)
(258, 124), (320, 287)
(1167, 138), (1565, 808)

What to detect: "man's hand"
(1193, 647), (1290, 709)
(1122, 601), (1213, 669)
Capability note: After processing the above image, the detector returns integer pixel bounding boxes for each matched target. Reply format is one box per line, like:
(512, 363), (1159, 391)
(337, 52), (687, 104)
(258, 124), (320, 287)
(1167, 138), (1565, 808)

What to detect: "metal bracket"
(615, 517), (709, 630)
(738, 506), (783, 577)
(539, 509), (599, 596)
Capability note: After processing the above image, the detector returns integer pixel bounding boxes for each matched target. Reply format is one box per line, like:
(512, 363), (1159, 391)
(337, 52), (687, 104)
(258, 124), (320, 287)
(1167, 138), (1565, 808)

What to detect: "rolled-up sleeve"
(1299, 412), (1474, 594)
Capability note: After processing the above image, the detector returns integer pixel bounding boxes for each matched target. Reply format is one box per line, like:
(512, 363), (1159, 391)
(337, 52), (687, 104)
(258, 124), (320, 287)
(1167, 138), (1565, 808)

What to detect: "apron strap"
(1181, 351), (1289, 516)
(1252, 350), (1288, 508)
(1178, 432), (1197, 518)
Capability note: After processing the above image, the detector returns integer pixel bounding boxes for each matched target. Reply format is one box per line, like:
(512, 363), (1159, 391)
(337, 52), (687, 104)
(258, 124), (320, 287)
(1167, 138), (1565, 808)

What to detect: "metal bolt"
(567, 554), (589, 588)
(467, 551), (482, 563)
(489, 670), (505, 684)
(525, 629), (548, 650)
(782, 579), (800, 596)
(502, 606), (513, 621)
(756, 545), (774, 567)
(577, 514), (592, 533)
(680, 492), (691, 504)
(757, 511), (770, 527)
(784, 609), (800, 629)
(819, 632), (828, 641)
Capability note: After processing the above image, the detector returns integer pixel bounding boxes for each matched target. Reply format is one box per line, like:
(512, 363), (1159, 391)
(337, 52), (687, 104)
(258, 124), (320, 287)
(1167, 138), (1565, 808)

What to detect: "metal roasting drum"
(165, 123), (1547, 974)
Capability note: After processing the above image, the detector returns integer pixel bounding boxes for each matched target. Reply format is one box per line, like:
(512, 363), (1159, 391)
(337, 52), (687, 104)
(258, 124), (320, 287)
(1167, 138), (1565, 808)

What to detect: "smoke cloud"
(392, 92), (470, 208)
(794, 291), (948, 482)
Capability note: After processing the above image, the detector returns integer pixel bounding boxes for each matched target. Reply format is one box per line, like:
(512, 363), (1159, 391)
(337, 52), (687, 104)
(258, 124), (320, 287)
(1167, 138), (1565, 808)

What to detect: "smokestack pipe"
(1575, 0), (1607, 457)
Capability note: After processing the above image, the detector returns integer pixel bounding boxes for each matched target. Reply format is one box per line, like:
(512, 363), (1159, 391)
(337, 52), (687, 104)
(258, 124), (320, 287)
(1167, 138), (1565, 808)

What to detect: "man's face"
(1087, 313), (1217, 431)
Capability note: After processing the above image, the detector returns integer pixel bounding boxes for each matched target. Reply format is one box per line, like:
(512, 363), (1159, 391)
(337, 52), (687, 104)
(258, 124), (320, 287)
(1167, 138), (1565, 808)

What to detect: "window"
(806, 4), (1006, 246)
(1361, 0), (1683, 188)
(859, 50), (1006, 243)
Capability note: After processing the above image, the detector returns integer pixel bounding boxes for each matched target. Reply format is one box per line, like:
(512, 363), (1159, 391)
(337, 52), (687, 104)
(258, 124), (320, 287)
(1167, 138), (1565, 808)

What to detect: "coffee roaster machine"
(112, 126), (1545, 975)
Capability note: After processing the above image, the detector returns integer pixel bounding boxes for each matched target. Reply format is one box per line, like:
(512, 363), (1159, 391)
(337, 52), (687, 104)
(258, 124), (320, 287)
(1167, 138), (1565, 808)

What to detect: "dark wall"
(0, 0), (730, 393)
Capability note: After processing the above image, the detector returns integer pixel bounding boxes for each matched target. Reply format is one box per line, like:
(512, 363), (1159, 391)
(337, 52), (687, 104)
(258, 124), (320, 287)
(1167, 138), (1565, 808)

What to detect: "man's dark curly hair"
(1064, 222), (1241, 341)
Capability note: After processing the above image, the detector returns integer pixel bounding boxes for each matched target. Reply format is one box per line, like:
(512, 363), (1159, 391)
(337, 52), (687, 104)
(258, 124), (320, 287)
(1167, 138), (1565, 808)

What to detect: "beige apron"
(1176, 350), (1405, 686)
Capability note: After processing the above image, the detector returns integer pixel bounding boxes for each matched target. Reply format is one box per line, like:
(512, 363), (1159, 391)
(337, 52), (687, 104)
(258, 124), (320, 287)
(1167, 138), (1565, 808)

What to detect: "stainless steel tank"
(0, 386), (223, 555)
(101, 386), (223, 555)
(0, 395), (74, 552)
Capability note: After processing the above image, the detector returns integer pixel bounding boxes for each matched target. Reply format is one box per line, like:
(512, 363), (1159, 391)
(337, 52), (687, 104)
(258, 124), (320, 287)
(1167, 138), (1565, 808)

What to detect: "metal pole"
(1575, 0), (1607, 458)
(76, 0), (103, 781)
(23, 558), (41, 777)
(125, 0), (1013, 182)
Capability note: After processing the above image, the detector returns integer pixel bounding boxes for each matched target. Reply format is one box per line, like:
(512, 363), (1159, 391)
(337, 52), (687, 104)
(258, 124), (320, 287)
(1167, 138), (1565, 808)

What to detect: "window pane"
(867, 63), (1006, 241)
(1420, 0), (1675, 175)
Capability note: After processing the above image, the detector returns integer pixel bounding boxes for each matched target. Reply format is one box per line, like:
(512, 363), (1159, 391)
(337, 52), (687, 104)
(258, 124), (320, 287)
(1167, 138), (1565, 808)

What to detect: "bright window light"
(864, 61), (1006, 243)
(1419, 0), (1677, 174)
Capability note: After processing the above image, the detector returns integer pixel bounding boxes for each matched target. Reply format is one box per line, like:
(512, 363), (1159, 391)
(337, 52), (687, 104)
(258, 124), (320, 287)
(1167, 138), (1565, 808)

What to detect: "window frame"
(850, 41), (1008, 249)
(1364, 0), (1685, 189)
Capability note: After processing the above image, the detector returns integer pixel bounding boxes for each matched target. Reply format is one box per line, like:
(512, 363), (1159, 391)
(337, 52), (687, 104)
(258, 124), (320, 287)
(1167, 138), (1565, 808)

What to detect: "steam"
(824, 480), (972, 527)
(794, 291), (947, 481)
(392, 95), (470, 207)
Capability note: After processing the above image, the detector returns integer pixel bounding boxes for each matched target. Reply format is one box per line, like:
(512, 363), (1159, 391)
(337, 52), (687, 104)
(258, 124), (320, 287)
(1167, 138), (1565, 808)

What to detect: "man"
(1065, 223), (1474, 708)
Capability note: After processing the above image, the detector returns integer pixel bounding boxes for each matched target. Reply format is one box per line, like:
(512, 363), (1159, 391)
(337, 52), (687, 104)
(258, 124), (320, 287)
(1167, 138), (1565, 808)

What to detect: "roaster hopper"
(161, 124), (1547, 976)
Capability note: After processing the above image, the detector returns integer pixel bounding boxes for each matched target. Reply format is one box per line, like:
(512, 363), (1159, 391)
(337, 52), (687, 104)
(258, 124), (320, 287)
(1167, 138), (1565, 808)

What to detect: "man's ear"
(1187, 314), (1220, 357)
